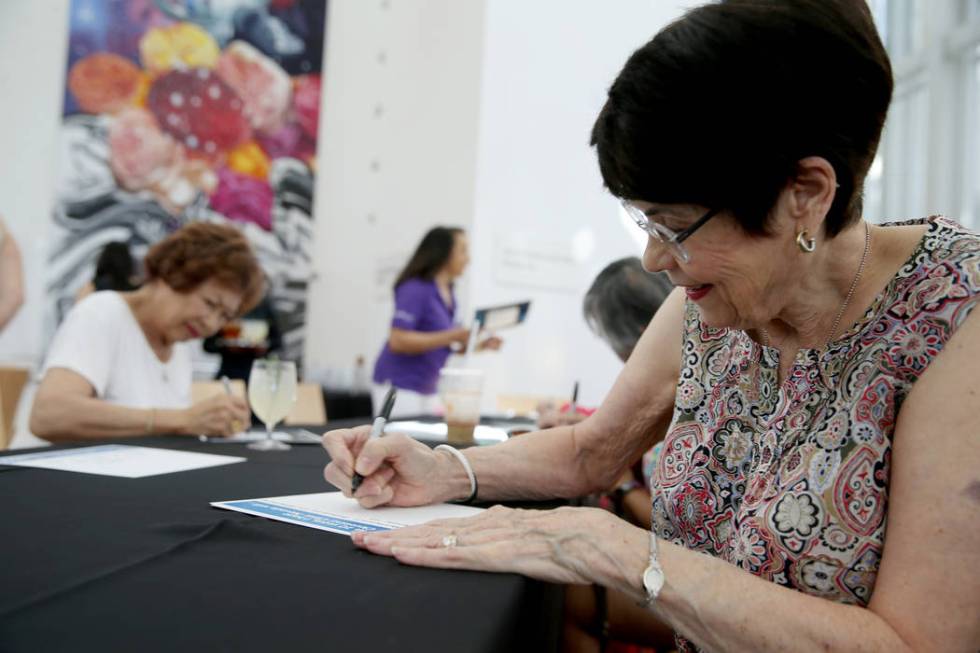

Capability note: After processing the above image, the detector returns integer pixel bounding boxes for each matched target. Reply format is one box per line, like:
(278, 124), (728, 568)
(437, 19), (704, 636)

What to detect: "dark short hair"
(394, 226), (464, 289)
(583, 257), (673, 361)
(93, 241), (138, 292)
(144, 222), (264, 315)
(591, 0), (892, 237)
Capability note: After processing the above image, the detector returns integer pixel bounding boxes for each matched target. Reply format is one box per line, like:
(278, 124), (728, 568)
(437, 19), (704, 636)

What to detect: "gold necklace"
(761, 220), (871, 349)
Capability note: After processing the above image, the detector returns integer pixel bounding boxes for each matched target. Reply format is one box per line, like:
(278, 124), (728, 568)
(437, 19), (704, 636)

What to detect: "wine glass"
(247, 359), (297, 451)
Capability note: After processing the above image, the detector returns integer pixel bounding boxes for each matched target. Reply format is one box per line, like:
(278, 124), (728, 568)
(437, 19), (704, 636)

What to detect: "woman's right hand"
(183, 395), (250, 436)
(322, 426), (454, 508)
(447, 326), (472, 350)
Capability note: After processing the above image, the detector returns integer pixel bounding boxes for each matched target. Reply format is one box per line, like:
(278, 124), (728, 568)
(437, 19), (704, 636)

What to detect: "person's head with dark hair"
(590, 0), (893, 335)
(394, 226), (468, 289)
(592, 0), (891, 238)
(141, 222), (265, 343)
(93, 241), (138, 292)
(583, 257), (673, 362)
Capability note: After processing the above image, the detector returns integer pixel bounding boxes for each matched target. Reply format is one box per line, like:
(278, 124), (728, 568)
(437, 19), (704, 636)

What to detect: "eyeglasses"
(621, 201), (721, 264)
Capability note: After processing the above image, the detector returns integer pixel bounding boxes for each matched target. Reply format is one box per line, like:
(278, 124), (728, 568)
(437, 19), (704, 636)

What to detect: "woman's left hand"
(352, 505), (648, 590)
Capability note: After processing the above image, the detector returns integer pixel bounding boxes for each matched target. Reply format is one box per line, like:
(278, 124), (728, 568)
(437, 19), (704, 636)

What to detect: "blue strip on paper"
(0, 444), (126, 463)
(222, 500), (392, 534)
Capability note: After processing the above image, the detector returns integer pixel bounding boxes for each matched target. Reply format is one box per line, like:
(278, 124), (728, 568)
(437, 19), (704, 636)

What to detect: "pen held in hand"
(351, 387), (398, 493)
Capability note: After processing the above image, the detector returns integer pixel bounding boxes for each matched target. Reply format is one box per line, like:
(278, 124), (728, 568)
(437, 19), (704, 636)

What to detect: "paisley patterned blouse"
(650, 217), (980, 651)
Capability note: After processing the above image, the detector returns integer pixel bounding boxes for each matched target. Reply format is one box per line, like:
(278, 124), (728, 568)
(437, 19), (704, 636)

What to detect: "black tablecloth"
(0, 430), (562, 652)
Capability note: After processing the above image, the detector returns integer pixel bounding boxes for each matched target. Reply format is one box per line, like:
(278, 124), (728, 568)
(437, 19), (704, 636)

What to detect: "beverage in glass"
(247, 359), (297, 451)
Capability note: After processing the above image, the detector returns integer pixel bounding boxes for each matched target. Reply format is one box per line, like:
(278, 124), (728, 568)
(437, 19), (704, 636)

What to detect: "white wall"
(461, 0), (692, 410)
(0, 0), (70, 367)
(303, 0), (487, 380)
(305, 0), (693, 410)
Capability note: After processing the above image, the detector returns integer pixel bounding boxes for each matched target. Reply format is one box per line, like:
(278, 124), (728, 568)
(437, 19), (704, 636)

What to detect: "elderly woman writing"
(323, 1), (980, 651)
(31, 223), (262, 441)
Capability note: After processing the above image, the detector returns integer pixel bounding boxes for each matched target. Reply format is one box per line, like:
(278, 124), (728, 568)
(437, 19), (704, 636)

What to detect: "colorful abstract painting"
(48, 0), (327, 365)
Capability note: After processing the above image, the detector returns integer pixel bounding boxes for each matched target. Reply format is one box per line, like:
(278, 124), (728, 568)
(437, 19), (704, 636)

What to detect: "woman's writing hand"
(322, 426), (465, 508)
(183, 395), (250, 436)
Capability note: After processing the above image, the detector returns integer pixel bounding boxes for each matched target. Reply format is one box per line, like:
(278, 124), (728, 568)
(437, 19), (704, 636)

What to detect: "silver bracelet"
(434, 444), (478, 503)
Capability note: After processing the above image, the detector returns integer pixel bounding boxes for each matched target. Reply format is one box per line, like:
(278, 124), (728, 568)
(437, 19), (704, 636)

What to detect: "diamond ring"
(441, 534), (458, 548)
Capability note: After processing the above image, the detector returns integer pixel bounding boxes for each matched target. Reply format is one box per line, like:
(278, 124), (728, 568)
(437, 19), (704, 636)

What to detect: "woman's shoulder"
(66, 291), (129, 323)
(395, 277), (437, 297)
(886, 216), (980, 295)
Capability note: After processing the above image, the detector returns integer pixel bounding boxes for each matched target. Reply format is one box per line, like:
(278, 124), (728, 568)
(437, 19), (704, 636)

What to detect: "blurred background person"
(0, 216), (25, 333)
(30, 222), (262, 441)
(75, 241), (140, 304)
(372, 226), (500, 416)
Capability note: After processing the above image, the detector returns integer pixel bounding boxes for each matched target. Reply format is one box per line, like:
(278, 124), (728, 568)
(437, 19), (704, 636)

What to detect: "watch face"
(643, 563), (665, 598)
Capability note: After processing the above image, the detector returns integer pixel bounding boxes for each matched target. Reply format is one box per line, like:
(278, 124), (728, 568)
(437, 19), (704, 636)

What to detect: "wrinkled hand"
(352, 505), (647, 589)
(184, 395), (250, 436)
(322, 426), (448, 508)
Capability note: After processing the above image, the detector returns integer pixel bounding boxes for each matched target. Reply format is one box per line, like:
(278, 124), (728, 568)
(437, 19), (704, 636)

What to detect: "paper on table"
(0, 444), (245, 478)
(212, 491), (484, 535)
(384, 420), (513, 444)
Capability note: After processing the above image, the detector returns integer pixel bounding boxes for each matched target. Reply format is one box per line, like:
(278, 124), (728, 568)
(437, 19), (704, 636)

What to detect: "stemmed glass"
(246, 359), (297, 451)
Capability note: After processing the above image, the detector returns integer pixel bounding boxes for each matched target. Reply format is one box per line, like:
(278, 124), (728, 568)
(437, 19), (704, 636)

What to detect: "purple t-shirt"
(372, 278), (456, 395)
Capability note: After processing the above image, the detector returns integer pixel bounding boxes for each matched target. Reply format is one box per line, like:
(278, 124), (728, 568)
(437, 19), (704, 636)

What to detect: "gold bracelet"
(145, 408), (155, 434)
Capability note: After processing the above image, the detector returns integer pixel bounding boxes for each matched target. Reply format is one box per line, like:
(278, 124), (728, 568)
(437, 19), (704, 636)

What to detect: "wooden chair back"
(0, 366), (30, 450)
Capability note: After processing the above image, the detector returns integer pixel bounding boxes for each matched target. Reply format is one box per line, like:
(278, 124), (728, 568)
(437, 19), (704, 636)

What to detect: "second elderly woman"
(31, 222), (263, 441)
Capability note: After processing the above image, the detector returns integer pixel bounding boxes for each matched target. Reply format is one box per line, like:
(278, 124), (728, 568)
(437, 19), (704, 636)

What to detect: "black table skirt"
(0, 431), (562, 652)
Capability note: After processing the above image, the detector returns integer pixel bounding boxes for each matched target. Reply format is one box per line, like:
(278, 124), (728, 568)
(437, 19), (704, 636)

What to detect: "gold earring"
(796, 230), (816, 253)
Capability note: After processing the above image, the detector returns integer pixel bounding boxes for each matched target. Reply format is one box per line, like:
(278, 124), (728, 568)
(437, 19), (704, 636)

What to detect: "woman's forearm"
(30, 394), (188, 441)
(434, 420), (635, 503)
(0, 236), (24, 330)
(608, 538), (912, 653)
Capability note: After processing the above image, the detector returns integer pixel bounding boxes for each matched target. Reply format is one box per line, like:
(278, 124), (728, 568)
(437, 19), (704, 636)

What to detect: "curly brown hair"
(144, 222), (265, 315)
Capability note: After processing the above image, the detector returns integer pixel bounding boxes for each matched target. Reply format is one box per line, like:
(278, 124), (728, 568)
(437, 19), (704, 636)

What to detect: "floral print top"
(650, 217), (980, 652)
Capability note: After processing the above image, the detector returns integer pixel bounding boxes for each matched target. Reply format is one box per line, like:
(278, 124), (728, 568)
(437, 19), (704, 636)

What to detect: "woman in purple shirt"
(372, 227), (499, 416)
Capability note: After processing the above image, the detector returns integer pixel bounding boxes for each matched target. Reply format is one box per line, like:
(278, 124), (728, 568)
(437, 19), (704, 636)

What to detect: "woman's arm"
(325, 289), (686, 505)
(30, 368), (250, 442)
(358, 304), (979, 652)
(435, 288), (687, 502)
(387, 326), (469, 354)
(30, 368), (190, 441)
(0, 223), (25, 331)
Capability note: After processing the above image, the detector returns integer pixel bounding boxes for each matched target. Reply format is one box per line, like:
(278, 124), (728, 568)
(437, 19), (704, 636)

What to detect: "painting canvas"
(49, 0), (327, 365)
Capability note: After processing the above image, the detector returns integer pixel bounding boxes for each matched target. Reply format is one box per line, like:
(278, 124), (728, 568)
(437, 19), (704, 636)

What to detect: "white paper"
(0, 445), (245, 478)
(212, 491), (484, 535)
(383, 420), (513, 443)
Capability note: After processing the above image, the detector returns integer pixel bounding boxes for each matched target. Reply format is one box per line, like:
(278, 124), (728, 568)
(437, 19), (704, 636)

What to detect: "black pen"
(351, 387), (397, 493)
(569, 380), (580, 415)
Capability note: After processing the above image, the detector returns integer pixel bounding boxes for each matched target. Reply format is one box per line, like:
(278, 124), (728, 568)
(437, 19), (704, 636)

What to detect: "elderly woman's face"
(162, 278), (244, 342)
(638, 202), (790, 330)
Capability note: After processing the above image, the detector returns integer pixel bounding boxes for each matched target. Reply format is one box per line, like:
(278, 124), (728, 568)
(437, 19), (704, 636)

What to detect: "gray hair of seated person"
(583, 257), (673, 362)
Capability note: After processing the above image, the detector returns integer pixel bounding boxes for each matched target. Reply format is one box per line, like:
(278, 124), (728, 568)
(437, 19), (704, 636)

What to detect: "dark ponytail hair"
(393, 227), (464, 289)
